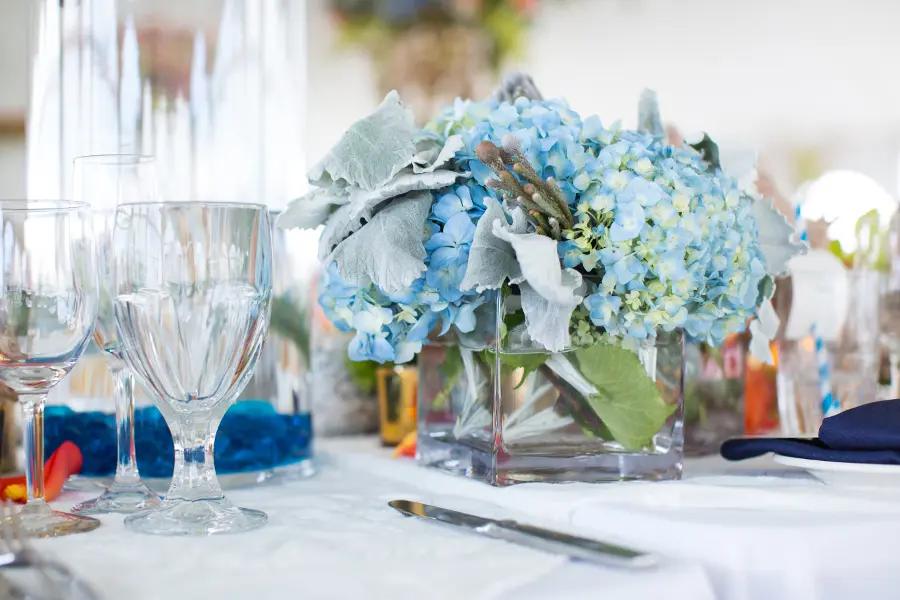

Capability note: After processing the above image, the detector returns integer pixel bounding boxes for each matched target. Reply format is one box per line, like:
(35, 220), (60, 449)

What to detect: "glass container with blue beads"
(46, 222), (316, 484)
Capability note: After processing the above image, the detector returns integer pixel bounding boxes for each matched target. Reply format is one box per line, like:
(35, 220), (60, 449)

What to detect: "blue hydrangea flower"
(322, 93), (770, 364)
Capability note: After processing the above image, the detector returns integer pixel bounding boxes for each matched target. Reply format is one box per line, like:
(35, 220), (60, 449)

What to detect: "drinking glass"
(71, 155), (161, 514)
(777, 268), (882, 434)
(0, 201), (99, 537)
(114, 201), (273, 535)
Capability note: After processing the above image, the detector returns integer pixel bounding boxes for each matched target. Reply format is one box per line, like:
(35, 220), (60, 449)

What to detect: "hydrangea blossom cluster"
(318, 182), (490, 363)
(570, 124), (767, 345)
(285, 84), (796, 364)
(428, 96), (767, 346)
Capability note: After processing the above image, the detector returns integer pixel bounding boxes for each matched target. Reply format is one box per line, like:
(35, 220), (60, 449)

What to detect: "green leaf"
(345, 357), (381, 395)
(504, 310), (527, 331)
(269, 296), (310, 369)
(574, 344), (676, 451)
(688, 133), (721, 171)
(498, 352), (549, 389)
(432, 346), (465, 409)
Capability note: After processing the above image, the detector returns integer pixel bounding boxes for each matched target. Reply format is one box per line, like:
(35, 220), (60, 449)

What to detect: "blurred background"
(1, 0), (899, 452)
(3, 0), (900, 201)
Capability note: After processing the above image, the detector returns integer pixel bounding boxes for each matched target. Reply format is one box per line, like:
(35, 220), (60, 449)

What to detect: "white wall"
(304, 0), (900, 196)
(524, 0), (900, 194)
(3, 0), (900, 198)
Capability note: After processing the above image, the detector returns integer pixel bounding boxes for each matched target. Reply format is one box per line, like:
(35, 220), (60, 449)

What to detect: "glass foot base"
(71, 483), (161, 515)
(418, 431), (683, 486)
(13, 503), (101, 538)
(124, 497), (267, 536)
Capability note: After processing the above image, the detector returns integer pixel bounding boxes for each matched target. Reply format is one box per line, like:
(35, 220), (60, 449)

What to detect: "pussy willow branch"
(475, 139), (575, 237)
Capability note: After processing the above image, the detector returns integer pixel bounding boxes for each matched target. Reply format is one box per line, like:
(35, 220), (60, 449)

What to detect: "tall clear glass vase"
(418, 294), (685, 485)
(29, 0), (306, 203)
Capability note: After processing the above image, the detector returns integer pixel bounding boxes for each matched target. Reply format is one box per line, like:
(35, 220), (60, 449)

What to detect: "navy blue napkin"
(721, 399), (900, 464)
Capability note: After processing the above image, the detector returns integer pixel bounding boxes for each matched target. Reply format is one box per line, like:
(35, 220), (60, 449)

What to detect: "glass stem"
(111, 365), (142, 488)
(167, 417), (224, 502)
(19, 393), (47, 507)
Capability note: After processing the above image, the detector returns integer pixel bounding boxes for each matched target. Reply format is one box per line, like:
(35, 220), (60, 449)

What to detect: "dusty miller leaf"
(751, 198), (806, 276)
(637, 89), (664, 139)
(460, 198), (526, 292)
(575, 344), (676, 451)
(748, 296), (779, 365)
(519, 279), (581, 352)
(308, 91), (417, 191)
(412, 135), (464, 174)
(412, 136), (442, 166)
(277, 187), (348, 231)
(317, 203), (364, 261)
(326, 191), (431, 293)
(347, 169), (463, 222)
(491, 224), (583, 306)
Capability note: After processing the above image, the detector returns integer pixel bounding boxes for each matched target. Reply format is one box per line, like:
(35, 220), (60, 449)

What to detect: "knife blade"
(389, 500), (658, 569)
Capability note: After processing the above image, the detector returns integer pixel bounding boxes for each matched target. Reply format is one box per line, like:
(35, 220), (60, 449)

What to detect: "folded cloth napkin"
(721, 399), (900, 464)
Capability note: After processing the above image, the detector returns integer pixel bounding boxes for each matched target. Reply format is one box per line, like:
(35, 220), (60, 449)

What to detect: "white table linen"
(34, 438), (900, 600)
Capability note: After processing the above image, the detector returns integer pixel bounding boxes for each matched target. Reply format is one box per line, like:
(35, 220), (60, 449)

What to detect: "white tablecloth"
(35, 438), (900, 600)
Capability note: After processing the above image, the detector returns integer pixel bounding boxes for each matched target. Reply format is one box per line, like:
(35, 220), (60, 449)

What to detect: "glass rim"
(0, 200), (90, 213)
(115, 201), (270, 211)
(73, 154), (156, 166)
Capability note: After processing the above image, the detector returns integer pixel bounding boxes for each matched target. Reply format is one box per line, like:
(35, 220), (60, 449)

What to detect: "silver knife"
(389, 500), (658, 569)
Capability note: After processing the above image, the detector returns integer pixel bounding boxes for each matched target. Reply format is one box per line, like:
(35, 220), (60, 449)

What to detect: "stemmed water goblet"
(114, 201), (273, 535)
(0, 200), (99, 537)
(71, 155), (161, 514)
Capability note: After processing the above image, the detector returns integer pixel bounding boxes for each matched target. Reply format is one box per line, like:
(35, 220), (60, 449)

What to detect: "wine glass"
(0, 200), (99, 537)
(71, 155), (161, 514)
(114, 201), (273, 535)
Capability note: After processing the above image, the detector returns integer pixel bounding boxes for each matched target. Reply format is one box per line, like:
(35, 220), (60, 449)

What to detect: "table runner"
(33, 438), (900, 600)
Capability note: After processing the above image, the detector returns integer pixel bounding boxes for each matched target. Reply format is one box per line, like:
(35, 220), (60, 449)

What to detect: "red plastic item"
(0, 441), (83, 503)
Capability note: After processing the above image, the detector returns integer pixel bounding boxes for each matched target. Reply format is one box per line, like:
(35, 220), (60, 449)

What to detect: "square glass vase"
(417, 294), (685, 485)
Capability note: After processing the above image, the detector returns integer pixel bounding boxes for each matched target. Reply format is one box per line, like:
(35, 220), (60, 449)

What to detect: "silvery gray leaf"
(412, 135), (464, 174)
(326, 191), (432, 293)
(756, 296), (780, 339)
(318, 203), (363, 261)
(308, 91), (417, 191)
(277, 187), (348, 231)
(491, 224), (583, 306)
(494, 72), (543, 103)
(460, 197), (525, 292)
(519, 278), (582, 352)
(749, 319), (775, 365)
(751, 197), (806, 276)
(412, 137), (442, 167)
(637, 89), (664, 139)
(347, 169), (463, 221)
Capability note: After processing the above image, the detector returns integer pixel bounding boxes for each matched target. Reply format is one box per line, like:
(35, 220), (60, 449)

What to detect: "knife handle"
(484, 520), (659, 569)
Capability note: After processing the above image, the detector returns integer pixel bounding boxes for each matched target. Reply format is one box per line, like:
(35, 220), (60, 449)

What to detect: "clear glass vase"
(683, 335), (746, 456)
(417, 294), (685, 485)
